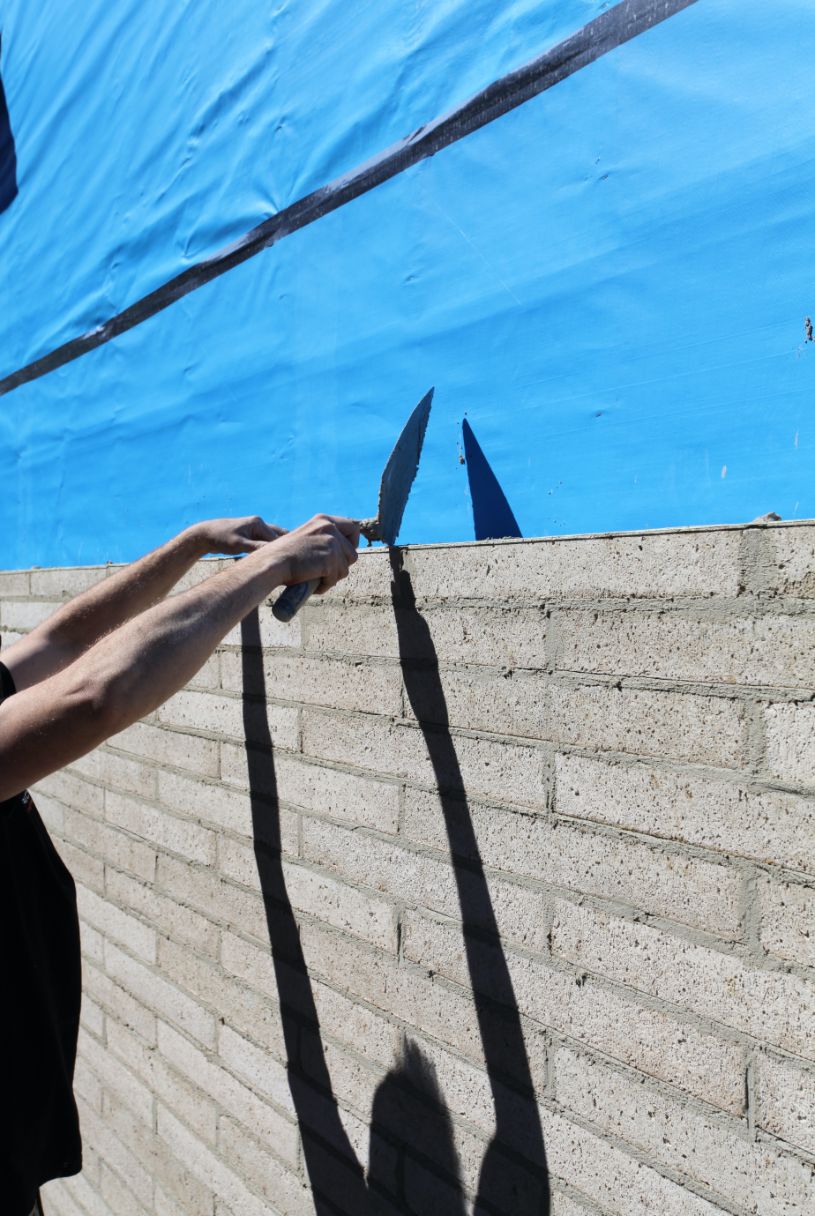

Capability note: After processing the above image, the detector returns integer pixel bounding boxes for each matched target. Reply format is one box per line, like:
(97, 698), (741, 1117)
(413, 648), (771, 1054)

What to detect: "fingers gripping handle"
(272, 579), (321, 623)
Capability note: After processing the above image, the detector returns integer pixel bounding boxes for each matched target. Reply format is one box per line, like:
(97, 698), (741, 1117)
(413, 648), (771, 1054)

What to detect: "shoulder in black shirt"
(0, 660), (83, 1215)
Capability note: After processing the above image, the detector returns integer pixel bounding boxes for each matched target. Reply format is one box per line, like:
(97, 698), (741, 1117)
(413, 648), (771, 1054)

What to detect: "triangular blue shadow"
(0, 37), (18, 214)
(462, 418), (522, 540)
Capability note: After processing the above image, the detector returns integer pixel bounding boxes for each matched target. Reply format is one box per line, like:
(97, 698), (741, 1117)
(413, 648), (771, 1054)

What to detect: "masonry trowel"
(272, 387), (433, 622)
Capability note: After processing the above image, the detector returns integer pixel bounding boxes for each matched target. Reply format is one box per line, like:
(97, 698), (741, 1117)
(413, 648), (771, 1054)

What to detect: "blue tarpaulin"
(1, 0), (813, 567)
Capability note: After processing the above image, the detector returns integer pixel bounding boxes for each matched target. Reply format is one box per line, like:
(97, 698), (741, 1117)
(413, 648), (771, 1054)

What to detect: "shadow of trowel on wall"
(462, 419), (522, 541)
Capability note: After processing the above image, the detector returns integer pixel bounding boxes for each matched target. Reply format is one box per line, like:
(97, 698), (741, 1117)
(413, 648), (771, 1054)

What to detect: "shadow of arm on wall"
(389, 551), (549, 1214)
(240, 612), (471, 1214)
(0, 38), (18, 213)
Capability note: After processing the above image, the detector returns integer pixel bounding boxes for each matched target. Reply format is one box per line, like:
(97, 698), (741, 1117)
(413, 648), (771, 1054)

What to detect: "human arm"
(2, 516), (283, 691)
(0, 515), (359, 801)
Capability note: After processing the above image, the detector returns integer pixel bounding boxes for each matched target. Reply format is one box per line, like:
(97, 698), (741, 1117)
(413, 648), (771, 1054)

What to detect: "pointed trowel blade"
(376, 388), (433, 546)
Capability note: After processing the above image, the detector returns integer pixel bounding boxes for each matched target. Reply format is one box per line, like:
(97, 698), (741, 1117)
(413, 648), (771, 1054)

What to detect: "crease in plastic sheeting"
(0, 0), (701, 395)
(0, 36), (17, 213)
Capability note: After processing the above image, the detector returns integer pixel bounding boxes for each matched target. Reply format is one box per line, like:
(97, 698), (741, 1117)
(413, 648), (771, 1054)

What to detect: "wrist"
(180, 523), (212, 559)
(244, 537), (292, 589)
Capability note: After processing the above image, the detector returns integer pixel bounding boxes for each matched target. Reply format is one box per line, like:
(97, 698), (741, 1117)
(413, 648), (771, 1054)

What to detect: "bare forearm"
(0, 545), (288, 799)
(0, 514), (359, 801)
(44, 526), (209, 654)
(83, 543), (287, 726)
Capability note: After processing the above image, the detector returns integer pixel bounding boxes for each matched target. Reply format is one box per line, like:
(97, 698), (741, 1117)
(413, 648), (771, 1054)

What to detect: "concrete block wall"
(2, 522), (815, 1215)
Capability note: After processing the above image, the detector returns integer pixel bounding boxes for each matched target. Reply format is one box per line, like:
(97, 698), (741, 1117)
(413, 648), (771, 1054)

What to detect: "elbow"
(79, 671), (133, 739)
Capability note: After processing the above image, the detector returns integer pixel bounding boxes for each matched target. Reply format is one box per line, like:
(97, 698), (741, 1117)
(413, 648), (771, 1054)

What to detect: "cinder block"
(297, 918), (547, 1092)
(310, 549), (391, 600)
(29, 566), (108, 597)
(73, 1053), (105, 1115)
(302, 816), (547, 952)
(54, 837), (106, 893)
(298, 1033), (380, 1157)
(402, 788), (741, 937)
(0, 598), (58, 630)
(35, 766), (106, 816)
(157, 768), (255, 838)
(554, 1046), (815, 1216)
(154, 1183), (194, 1216)
(556, 752), (815, 874)
(167, 557), (231, 594)
(34, 790), (65, 836)
(758, 875), (815, 967)
(218, 830), (396, 951)
(550, 1191), (611, 1216)
(77, 1101), (155, 1208)
(402, 529), (742, 601)
(221, 598), (302, 649)
(217, 1023), (295, 1117)
(305, 599), (549, 668)
(81, 1028), (155, 1126)
(105, 866), (220, 959)
(103, 1088), (217, 1214)
(105, 940), (216, 1049)
(106, 1019), (217, 1145)
(82, 958), (157, 1046)
(538, 1103), (731, 1216)
(551, 899), (815, 1058)
(70, 747), (157, 801)
(77, 882), (157, 964)
(403, 671), (747, 764)
(765, 702), (815, 786)
(157, 688), (299, 747)
(98, 1160), (156, 1216)
(301, 707), (546, 807)
(81, 994), (106, 1039)
(108, 720), (220, 778)
(402, 909), (742, 1112)
(158, 935), (287, 1060)
(41, 1177), (101, 1216)
(216, 1117), (312, 1214)
(80, 921), (105, 967)
(763, 525), (815, 598)
(185, 650), (221, 691)
(756, 1050), (815, 1156)
(555, 608), (815, 687)
(156, 1103), (270, 1216)
(221, 742), (400, 833)
(105, 788), (217, 865)
(157, 852), (271, 946)
(0, 569), (30, 596)
(221, 648), (403, 716)
(157, 1019), (300, 1167)
(63, 806), (157, 883)
(545, 681), (747, 768)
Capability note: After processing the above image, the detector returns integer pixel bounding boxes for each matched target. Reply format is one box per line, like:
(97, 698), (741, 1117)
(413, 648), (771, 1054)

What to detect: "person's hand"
(194, 516), (286, 555)
(271, 515), (360, 592)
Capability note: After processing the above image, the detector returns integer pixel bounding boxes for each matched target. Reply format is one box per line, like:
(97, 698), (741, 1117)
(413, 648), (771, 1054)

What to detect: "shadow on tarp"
(241, 586), (549, 1212)
(0, 38), (18, 213)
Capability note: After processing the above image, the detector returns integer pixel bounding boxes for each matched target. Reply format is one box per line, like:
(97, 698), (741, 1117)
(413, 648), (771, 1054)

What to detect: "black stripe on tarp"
(0, 0), (699, 397)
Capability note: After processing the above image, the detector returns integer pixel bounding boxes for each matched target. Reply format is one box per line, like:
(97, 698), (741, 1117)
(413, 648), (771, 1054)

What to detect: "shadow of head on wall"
(240, 586), (548, 1213)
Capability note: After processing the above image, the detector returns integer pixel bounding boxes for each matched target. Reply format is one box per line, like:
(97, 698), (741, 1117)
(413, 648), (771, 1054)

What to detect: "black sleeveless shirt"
(0, 661), (82, 1214)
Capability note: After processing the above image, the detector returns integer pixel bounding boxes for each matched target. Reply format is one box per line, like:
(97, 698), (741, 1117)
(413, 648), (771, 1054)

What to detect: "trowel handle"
(272, 579), (321, 623)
